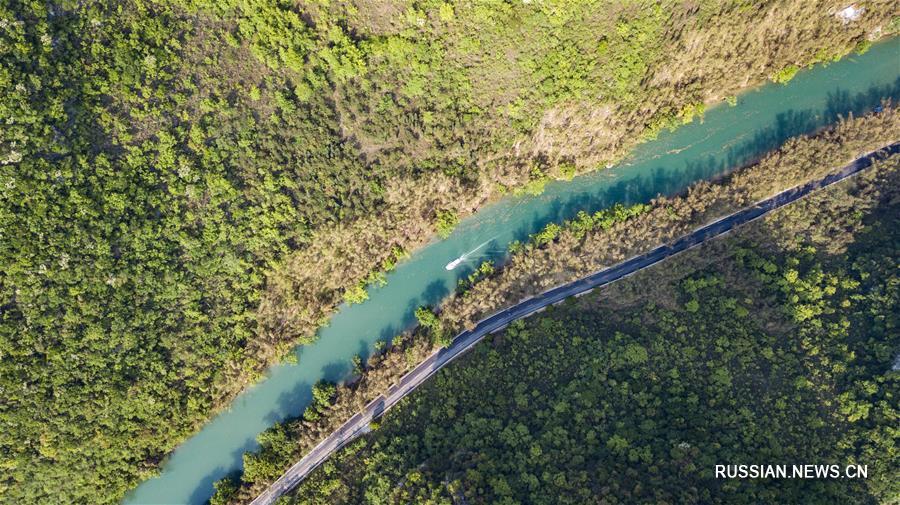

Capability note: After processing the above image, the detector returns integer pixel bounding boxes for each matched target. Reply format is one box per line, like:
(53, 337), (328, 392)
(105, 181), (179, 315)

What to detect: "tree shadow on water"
(322, 360), (352, 383)
(420, 278), (450, 307)
(824, 78), (900, 123)
(185, 434), (257, 505)
(264, 380), (313, 424)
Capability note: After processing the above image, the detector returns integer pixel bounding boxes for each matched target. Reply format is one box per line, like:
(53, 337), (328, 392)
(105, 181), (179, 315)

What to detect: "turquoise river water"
(126, 38), (900, 504)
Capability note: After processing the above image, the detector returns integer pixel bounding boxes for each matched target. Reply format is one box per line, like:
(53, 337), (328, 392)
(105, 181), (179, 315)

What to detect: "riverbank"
(122, 40), (900, 503)
(254, 12), (898, 368)
(247, 140), (900, 505)
(284, 149), (900, 503)
(5, 0), (898, 499)
(211, 106), (899, 504)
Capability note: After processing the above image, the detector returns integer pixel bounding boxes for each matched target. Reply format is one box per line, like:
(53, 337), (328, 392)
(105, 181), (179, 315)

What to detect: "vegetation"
(434, 210), (460, 239)
(414, 306), (449, 347)
(772, 64), (801, 84)
(438, 109), (900, 333)
(210, 108), (900, 504)
(456, 260), (494, 295)
(283, 144), (900, 505)
(1, 0), (895, 500)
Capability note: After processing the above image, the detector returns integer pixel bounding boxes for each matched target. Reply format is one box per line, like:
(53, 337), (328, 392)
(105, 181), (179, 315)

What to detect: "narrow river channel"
(126, 38), (900, 505)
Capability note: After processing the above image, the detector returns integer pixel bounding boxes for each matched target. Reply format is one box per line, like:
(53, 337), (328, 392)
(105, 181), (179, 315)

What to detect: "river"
(125, 38), (900, 504)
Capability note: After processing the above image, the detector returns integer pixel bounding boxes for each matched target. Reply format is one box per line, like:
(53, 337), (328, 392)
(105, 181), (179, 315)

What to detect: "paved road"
(250, 142), (899, 505)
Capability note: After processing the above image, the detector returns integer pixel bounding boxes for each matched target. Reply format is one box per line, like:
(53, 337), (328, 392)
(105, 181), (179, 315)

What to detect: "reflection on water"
(126, 39), (900, 505)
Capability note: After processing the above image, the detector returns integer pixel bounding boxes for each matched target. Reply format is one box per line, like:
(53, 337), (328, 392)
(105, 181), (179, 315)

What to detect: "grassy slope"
(284, 152), (900, 505)
(1, 1), (896, 502)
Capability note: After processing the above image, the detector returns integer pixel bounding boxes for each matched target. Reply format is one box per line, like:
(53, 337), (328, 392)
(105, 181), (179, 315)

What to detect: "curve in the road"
(251, 142), (899, 505)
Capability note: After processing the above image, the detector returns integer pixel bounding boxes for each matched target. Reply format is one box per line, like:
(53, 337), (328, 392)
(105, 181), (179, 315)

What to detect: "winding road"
(250, 142), (899, 505)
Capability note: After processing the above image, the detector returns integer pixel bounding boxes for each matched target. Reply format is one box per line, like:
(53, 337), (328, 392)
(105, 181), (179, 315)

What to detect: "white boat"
(445, 258), (464, 270)
(445, 238), (494, 271)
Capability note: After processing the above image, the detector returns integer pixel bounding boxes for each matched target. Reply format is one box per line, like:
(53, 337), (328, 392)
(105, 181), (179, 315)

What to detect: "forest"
(277, 140), (900, 504)
(209, 108), (899, 503)
(1, 0), (897, 501)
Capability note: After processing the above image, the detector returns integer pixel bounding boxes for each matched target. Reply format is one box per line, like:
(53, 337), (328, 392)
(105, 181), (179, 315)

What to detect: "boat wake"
(445, 238), (495, 270)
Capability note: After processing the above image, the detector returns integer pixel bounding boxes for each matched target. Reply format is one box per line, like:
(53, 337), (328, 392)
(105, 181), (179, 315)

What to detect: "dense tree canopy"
(213, 109), (900, 504)
(0, 0), (895, 502)
(284, 153), (900, 505)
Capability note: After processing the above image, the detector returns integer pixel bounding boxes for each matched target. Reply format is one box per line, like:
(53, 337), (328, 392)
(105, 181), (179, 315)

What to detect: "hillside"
(0, 1), (895, 502)
(212, 108), (899, 504)
(282, 140), (900, 505)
